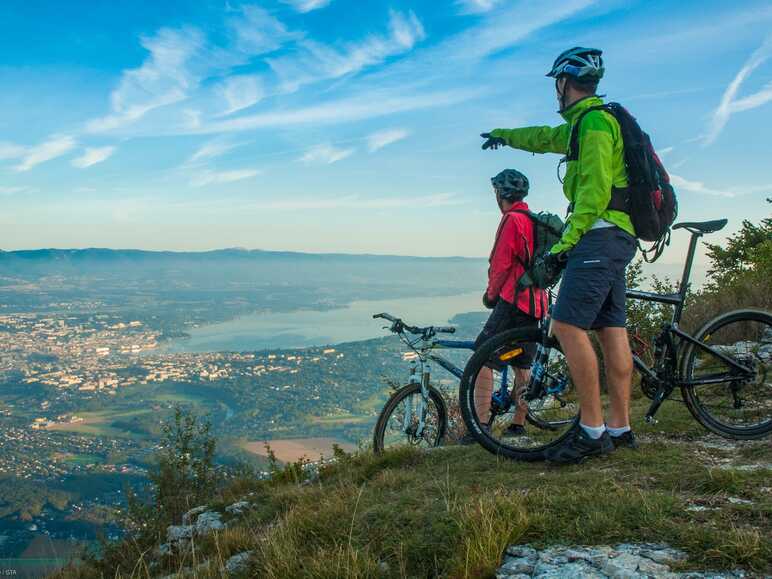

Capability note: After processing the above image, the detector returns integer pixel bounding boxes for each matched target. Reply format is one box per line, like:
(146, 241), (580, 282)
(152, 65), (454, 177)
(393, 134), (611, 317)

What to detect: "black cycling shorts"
(474, 299), (539, 369)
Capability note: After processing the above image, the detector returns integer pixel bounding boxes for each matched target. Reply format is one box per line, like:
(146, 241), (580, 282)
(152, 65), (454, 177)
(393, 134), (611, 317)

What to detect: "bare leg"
(595, 326), (633, 429)
(552, 320), (604, 427)
(512, 368), (530, 426)
(474, 367), (494, 424)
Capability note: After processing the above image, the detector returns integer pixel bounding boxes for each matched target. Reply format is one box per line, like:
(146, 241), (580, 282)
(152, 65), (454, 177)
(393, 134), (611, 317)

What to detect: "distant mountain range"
(0, 247), (488, 297)
(0, 247), (483, 263)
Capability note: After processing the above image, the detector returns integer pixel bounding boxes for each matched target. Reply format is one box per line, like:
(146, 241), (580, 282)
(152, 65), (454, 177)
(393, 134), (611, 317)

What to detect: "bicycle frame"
(626, 228), (754, 421)
(429, 339), (476, 379)
(398, 337), (475, 439)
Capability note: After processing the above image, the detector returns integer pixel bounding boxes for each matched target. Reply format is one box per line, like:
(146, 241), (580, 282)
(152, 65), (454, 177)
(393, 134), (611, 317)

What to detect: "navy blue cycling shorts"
(552, 226), (637, 330)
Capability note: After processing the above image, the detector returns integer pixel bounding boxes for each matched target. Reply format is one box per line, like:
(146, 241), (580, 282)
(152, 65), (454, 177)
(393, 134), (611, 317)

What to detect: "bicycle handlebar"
(373, 312), (398, 323)
(372, 312), (456, 336)
(434, 326), (456, 334)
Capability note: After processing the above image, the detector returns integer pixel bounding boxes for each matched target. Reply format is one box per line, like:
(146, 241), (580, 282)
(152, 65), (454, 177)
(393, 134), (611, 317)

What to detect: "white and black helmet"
(546, 47), (604, 81)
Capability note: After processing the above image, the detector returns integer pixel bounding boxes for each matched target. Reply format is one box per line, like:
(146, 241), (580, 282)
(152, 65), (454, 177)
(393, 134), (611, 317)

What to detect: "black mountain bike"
(460, 219), (772, 461)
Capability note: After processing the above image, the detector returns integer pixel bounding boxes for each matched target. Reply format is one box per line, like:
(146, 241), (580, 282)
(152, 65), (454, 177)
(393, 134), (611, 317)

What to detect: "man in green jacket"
(481, 47), (638, 464)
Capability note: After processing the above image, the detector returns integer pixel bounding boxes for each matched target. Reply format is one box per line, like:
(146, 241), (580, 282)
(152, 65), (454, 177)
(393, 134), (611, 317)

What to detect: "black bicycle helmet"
(546, 46), (604, 80)
(491, 169), (529, 201)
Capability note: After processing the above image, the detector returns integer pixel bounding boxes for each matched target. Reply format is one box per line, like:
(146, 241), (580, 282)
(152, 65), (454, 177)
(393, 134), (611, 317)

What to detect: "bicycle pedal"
(644, 415), (658, 425)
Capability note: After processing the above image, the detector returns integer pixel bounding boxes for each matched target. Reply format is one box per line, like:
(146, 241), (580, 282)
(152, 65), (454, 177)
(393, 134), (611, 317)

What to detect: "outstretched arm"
(483, 124), (570, 155)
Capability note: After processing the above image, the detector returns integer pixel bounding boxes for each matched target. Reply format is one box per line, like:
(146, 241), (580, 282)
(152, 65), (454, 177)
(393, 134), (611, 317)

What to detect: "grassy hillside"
(57, 398), (771, 578)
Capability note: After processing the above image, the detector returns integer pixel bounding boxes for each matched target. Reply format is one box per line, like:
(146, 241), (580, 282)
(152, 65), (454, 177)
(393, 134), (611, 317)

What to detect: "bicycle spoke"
(380, 390), (444, 450)
(686, 315), (772, 433)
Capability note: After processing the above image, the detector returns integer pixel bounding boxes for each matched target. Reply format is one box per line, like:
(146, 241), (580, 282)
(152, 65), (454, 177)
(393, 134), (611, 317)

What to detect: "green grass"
(61, 427), (771, 579)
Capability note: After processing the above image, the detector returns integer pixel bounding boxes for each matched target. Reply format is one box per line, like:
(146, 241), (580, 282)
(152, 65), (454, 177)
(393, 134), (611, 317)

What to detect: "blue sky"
(0, 0), (770, 271)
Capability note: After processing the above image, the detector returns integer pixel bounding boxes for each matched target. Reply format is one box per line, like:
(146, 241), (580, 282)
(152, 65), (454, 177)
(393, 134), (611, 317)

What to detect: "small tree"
(686, 199), (772, 326)
(625, 260), (678, 346)
(704, 199), (772, 288)
(150, 406), (218, 525)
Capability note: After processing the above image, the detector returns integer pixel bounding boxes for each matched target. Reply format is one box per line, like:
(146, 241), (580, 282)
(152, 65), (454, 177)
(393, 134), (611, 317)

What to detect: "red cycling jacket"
(486, 201), (547, 319)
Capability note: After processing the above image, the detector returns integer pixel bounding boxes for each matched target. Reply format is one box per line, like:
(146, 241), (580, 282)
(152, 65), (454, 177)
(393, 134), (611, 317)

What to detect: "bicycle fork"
(404, 360), (431, 438)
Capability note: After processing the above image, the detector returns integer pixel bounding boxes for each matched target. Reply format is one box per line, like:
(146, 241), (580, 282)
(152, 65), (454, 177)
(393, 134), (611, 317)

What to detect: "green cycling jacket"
(490, 95), (635, 253)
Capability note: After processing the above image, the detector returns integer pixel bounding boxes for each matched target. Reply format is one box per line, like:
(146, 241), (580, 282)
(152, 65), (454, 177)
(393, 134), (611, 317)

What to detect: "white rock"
(499, 558), (535, 575)
(727, 497), (753, 506)
(166, 524), (194, 544)
(637, 556), (673, 576)
(602, 553), (642, 578)
(182, 505), (207, 526)
(225, 551), (253, 575)
(225, 500), (250, 516)
(195, 511), (225, 533)
(506, 545), (538, 559)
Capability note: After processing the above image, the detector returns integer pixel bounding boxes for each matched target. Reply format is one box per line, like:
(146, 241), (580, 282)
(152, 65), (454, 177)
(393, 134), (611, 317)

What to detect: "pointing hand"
(481, 133), (506, 150)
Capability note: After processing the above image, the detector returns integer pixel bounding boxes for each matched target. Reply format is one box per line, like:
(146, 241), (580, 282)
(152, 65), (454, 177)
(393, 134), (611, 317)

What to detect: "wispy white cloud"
(189, 168), (260, 187)
(188, 140), (243, 163)
(15, 135), (77, 172)
(86, 27), (205, 133)
(456, 0), (502, 15)
(300, 144), (355, 164)
(229, 5), (296, 55)
(671, 174), (735, 198)
(672, 174), (772, 198)
(217, 75), (264, 116)
(448, 0), (597, 60)
(0, 142), (26, 160)
(71, 146), (116, 168)
(704, 35), (772, 145)
(88, 7), (292, 134)
(281, 0), (332, 13)
(245, 192), (462, 211)
(367, 128), (410, 152)
(199, 88), (477, 134)
(0, 186), (32, 196)
(267, 9), (425, 93)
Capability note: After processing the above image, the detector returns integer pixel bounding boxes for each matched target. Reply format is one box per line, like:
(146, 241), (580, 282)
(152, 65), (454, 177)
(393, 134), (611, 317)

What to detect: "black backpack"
(569, 102), (678, 262)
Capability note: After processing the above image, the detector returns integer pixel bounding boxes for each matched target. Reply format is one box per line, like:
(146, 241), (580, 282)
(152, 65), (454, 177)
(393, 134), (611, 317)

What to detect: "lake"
(167, 291), (484, 352)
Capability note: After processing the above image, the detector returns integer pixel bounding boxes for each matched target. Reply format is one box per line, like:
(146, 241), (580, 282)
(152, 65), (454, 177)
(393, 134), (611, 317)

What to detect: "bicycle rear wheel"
(682, 309), (772, 439)
(373, 383), (448, 454)
(459, 327), (579, 461)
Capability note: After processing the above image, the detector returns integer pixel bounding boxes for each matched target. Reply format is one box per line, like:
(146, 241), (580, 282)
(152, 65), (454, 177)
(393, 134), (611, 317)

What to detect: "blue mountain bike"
(371, 313), (471, 454)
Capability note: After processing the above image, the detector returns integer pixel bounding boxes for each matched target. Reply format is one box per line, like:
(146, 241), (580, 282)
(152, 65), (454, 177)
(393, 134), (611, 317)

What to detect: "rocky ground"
(497, 543), (757, 578)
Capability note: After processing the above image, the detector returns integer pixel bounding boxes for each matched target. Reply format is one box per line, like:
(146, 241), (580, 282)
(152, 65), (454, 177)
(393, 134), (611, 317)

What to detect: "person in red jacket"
(464, 169), (546, 441)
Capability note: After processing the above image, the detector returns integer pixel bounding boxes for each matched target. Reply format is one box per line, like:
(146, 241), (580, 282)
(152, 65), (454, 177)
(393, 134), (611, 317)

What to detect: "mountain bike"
(372, 312), (579, 453)
(371, 313), (469, 453)
(459, 219), (772, 461)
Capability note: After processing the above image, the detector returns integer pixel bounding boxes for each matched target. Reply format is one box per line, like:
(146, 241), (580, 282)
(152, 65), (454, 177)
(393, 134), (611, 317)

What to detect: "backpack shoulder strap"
(567, 104), (610, 162)
(488, 212), (515, 262)
(508, 209), (534, 220)
(504, 210), (534, 268)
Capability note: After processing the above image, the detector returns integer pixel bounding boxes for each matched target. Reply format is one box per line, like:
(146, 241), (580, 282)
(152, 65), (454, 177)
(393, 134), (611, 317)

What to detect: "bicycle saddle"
(672, 219), (728, 234)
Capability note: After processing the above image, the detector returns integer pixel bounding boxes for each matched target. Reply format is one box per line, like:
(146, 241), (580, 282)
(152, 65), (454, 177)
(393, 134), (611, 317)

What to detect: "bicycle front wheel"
(373, 383), (448, 454)
(682, 309), (772, 439)
(459, 327), (579, 461)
